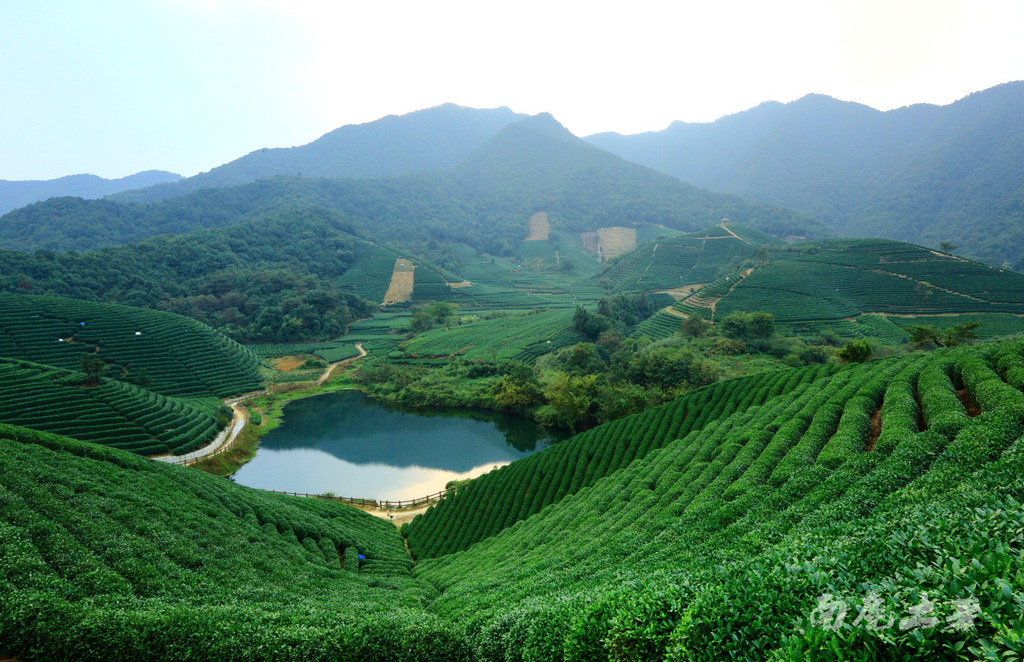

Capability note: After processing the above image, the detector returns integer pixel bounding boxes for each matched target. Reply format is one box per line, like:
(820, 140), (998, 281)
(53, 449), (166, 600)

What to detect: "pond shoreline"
(228, 389), (563, 502)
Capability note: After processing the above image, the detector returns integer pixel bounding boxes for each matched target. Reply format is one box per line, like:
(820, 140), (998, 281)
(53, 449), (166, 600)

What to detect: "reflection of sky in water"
(232, 391), (564, 501)
(234, 448), (508, 500)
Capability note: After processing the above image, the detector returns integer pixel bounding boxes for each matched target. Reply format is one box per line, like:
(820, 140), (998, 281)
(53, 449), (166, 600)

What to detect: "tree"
(720, 311), (775, 341)
(939, 241), (958, 254)
(679, 315), (711, 339)
(908, 320), (980, 348)
(545, 372), (598, 433)
(79, 353), (106, 386)
(836, 339), (872, 363)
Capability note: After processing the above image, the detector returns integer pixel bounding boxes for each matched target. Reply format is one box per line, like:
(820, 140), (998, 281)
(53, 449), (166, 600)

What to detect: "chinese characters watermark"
(810, 592), (980, 633)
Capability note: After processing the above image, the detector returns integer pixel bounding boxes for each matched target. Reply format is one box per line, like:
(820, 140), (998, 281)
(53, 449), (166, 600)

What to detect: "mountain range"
(0, 170), (180, 216)
(587, 81), (1024, 268)
(3, 82), (1024, 268)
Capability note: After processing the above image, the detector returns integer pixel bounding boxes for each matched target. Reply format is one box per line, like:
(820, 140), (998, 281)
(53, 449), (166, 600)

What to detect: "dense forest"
(0, 209), (374, 342)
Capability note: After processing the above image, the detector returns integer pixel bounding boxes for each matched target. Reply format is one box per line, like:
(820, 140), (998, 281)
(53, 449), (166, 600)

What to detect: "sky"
(2, 0), (1023, 180)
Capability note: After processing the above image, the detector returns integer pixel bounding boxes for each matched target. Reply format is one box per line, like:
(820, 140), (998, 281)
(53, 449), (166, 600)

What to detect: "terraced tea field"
(0, 293), (263, 398)
(400, 309), (585, 363)
(5, 339), (1024, 659)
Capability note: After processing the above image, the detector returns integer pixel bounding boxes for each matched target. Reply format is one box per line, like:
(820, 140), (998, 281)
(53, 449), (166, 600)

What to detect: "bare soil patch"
(956, 388), (982, 417)
(654, 283), (708, 300)
(447, 281), (472, 288)
(865, 406), (883, 451)
(270, 355), (312, 371)
(580, 231), (599, 254)
(382, 259), (416, 304)
(524, 211), (551, 241)
(596, 226), (637, 259)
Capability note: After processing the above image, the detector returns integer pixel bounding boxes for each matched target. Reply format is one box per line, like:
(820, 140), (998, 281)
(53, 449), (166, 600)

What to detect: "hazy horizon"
(4, 0), (1023, 180)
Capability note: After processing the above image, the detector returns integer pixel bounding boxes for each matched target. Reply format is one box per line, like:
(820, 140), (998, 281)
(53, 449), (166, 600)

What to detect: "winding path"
(157, 342), (368, 466)
(317, 342), (366, 384)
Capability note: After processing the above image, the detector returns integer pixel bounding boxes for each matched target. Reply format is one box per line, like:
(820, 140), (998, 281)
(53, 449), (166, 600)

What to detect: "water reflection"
(233, 390), (565, 500)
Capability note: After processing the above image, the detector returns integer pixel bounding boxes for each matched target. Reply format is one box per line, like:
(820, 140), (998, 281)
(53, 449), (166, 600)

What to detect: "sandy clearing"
(524, 211), (551, 241)
(382, 259), (416, 304)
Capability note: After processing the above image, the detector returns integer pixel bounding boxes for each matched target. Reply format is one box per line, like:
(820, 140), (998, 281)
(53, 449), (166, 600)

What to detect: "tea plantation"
(0, 293), (264, 455)
(673, 239), (1024, 335)
(3, 340), (1024, 659)
(0, 293), (263, 398)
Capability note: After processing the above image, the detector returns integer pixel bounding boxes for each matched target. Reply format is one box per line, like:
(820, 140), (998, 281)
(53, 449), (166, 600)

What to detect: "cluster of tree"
(0, 209), (375, 342)
(571, 294), (655, 340)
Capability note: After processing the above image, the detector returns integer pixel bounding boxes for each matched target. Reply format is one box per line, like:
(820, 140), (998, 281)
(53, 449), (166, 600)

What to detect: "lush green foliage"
(0, 424), (469, 661)
(0, 293), (262, 398)
(6, 341), (1024, 659)
(0, 210), (376, 342)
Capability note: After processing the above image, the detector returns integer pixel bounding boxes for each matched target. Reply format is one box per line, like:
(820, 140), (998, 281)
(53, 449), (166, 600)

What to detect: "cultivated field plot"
(382, 258), (416, 305)
(0, 423), (459, 659)
(400, 309), (585, 362)
(599, 224), (770, 293)
(250, 341), (360, 362)
(668, 238), (1024, 339)
(334, 242), (401, 303)
(523, 211), (551, 240)
(0, 293), (263, 398)
(0, 358), (221, 455)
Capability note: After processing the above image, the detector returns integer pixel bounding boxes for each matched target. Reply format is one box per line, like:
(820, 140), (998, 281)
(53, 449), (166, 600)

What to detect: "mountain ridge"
(585, 81), (1024, 268)
(0, 170), (181, 215)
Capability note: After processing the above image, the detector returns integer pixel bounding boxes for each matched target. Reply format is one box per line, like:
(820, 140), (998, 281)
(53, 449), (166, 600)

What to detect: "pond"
(232, 390), (566, 501)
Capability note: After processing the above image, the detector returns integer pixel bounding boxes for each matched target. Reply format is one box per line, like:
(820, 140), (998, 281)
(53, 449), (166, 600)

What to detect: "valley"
(2, 92), (1024, 660)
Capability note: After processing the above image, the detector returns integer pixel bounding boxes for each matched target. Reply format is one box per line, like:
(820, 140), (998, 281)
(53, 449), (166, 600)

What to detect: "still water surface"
(233, 390), (565, 500)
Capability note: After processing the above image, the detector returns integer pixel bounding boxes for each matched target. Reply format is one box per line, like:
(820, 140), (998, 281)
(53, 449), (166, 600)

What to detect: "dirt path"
(719, 225), (752, 245)
(349, 501), (435, 527)
(865, 406), (883, 451)
(153, 390), (266, 466)
(317, 342), (367, 384)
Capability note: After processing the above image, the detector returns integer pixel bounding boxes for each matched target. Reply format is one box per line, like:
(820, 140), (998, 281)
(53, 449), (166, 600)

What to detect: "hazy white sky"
(2, 0), (1023, 180)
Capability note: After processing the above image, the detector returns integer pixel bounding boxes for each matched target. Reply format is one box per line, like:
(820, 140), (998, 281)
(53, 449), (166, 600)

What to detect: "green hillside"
(0, 116), (822, 259)
(0, 358), (224, 456)
(0, 210), (376, 342)
(404, 364), (833, 559)
(0, 293), (262, 398)
(670, 238), (1024, 340)
(5, 340), (1024, 659)
(0, 424), (464, 660)
(597, 224), (777, 293)
(587, 82), (1024, 270)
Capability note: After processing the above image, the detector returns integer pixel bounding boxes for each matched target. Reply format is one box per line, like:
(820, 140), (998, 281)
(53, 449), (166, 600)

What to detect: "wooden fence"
(266, 488), (451, 510)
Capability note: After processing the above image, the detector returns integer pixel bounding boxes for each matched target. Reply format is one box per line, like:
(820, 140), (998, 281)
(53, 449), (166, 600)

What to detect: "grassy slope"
(0, 424), (467, 661)
(0, 293), (263, 399)
(4, 341), (1024, 659)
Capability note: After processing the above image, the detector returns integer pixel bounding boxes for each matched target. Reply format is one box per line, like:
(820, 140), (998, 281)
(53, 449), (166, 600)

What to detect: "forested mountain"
(0, 115), (823, 259)
(0, 170), (180, 215)
(110, 104), (526, 204)
(587, 81), (1024, 269)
